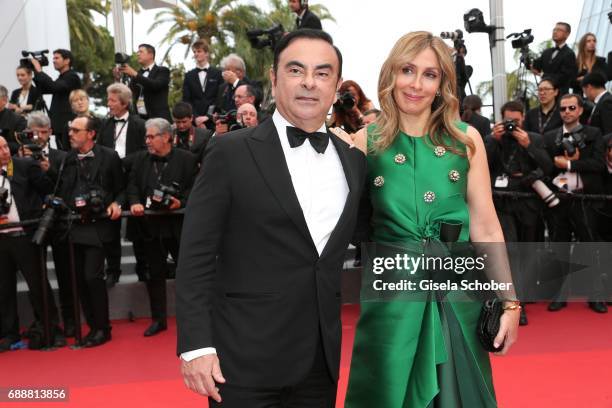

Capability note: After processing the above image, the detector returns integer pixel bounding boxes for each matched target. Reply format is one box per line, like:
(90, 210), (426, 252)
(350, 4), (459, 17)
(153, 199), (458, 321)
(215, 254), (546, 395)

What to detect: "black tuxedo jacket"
(216, 78), (249, 112)
(97, 114), (147, 157)
(588, 92), (612, 137)
(182, 66), (223, 116)
(9, 86), (42, 112)
(129, 65), (172, 121)
(533, 45), (577, 94)
(296, 9), (322, 30)
(0, 108), (27, 155)
(45, 147), (67, 185)
(6, 157), (54, 233)
(56, 144), (125, 246)
(33, 69), (81, 133)
(176, 119), (366, 387)
(543, 125), (605, 194)
(126, 149), (198, 239)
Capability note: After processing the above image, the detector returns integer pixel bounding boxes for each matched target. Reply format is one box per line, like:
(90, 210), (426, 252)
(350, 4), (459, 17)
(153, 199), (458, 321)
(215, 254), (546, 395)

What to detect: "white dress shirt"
(196, 63), (210, 90)
(113, 112), (130, 159)
(0, 164), (23, 234)
(180, 110), (349, 362)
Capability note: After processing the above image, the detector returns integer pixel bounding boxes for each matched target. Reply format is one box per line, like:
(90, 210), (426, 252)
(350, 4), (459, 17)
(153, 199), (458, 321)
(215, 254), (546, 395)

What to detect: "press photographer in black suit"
(289, 0), (322, 30)
(582, 72), (612, 136)
(30, 49), (82, 148)
(116, 44), (171, 121)
(183, 40), (223, 129)
(524, 76), (563, 135)
(0, 135), (63, 351)
(98, 83), (148, 285)
(543, 94), (607, 314)
(531, 22), (577, 95)
(127, 118), (198, 337)
(172, 102), (213, 164)
(56, 116), (124, 347)
(0, 85), (27, 155)
(486, 101), (554, 325)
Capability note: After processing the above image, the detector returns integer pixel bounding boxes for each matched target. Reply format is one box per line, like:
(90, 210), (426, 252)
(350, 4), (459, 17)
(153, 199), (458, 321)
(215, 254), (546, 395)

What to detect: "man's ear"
(269, 67), (277, 98)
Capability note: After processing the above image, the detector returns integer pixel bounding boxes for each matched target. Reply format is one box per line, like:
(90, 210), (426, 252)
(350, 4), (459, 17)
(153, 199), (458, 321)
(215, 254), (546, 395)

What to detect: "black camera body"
(32, 196), (66, 245)
(15, 130), (44, 161)
(0, 187), (10, 216)
(557, 131), (587, 157)
(247, 24), (284, 50)
(150, 182), (180, 210)
(503, 119), (518, 133)
(507, 29), (534, 68)
(335, 92), (356, 110)
(114, 52), (130, 66)
(74, 189), (105, 218)
(217, 110), (243, 132)
(20, 49), (49, 70)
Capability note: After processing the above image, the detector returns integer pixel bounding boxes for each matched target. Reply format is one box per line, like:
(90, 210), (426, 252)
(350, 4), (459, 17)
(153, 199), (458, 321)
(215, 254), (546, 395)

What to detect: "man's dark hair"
(560, 93), (584, 107)
(85, 116), (100, 132)
(172, 102), (193, 119)
(192, 39), (210, 53)
(540, 75), (559, 89)
(501, 100), (524, 116)
(241, 84), (256, 98)
(273, 29), (342, 79)
(556, 22), (571, 33)
(581, 72), (607, 89)
(53, 49), (73, 65)
(138, 43), (156, 57)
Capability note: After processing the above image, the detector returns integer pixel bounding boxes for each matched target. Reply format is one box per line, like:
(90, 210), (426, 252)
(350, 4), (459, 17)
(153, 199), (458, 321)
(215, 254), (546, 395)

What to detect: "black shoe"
(588, 301), (608, 314)
(519, 306), (528, 326)
(144, 321), (167, 337)
(63, 323), (76, 338)
(83, 329), (111, 348)
(0, 337), (20, 352)
(547, 301), (567, 311)
(53, 330), (67, 348)
(136, 269), (151, 282)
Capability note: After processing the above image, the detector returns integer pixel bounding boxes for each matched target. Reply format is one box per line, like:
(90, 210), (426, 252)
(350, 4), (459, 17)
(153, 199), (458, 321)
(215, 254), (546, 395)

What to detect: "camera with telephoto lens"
(334, 92), (356, 111)
(216, 110), (243, 132)
(32, 196), (66, 245)
(525, 169), (560, 208)
(15, 129), (44, 161)
(503, 119), (518, 133)
(150, 182), (180, 210)
(20, 50), (49, 70)
(556, 130), (587, 157)
(0, 187), (10, 216)
(74, 188), (105, 218)
(247, 24), (284, 50)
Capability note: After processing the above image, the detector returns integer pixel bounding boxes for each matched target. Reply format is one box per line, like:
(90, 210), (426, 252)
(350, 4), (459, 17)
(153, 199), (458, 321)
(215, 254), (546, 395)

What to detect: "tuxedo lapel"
(246, 120), (317, 252)
(88, 144), (103, 183)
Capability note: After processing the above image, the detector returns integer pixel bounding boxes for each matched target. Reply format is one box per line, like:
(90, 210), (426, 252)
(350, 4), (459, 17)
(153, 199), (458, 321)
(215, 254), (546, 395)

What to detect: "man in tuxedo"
(171, 102), (213, 163)
(542, 94), (607, 314)
(0, 136), (63, 351)
(289, 0), (322, 30)
(0, 85), (27, 155)
(118, 44), (171, 121)
(30, 49), (81, 149)
(531, 22), (577, 95)
(127, 118), (198, 337)
(98, 83), (148, 285)
(57, 116), (124, 347)
(216, 54), (250, 113)
(177, 29), (365, 407)
(183, 39), (223, 129)
(582, 72), (612, 136)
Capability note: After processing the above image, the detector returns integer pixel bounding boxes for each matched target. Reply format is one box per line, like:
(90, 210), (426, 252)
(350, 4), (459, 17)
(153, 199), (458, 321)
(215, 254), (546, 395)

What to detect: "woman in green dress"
(339, 32), (521, 407)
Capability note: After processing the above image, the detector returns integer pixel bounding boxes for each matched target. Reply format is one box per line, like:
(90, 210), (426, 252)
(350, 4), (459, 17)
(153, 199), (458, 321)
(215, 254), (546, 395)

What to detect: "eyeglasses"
(538, 87), (555, 92)
(145, 133), (161, 140)
(559, 105), (578, 112)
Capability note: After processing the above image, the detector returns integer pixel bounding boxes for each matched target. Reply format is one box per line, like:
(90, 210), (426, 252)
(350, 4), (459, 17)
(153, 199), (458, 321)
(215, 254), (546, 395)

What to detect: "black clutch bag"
(477, 298), (505, 353)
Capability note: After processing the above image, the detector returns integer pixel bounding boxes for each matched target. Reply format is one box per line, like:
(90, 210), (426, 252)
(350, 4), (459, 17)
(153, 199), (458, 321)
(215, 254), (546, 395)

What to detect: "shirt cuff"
(232, 79), (240, 89)
(180, 347), (217, 362)
(567, 161), (571, 171)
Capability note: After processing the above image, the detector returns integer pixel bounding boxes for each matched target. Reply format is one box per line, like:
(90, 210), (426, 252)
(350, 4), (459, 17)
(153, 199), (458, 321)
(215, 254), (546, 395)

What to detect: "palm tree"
(67, 0), (105, 48)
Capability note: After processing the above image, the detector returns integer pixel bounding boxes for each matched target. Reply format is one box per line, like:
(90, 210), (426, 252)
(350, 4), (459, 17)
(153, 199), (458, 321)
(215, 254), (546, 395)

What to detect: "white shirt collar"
(196, 62), (210, 70)
(594, 90), (608, 105)
(115, 111), (129, 121)
(143, 63), (155, 71)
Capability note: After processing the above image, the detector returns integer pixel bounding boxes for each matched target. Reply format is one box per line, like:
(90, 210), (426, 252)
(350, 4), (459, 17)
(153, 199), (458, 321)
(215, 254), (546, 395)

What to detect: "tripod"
(511, 47), (539, 111)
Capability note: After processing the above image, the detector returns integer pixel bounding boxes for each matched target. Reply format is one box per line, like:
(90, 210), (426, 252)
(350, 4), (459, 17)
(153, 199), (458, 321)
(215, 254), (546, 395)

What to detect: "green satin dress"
(345, 123), (497, 408)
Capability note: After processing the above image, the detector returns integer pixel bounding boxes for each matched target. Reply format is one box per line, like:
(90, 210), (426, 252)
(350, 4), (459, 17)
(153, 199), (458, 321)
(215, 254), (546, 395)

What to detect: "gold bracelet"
(503, 304), (522, 311)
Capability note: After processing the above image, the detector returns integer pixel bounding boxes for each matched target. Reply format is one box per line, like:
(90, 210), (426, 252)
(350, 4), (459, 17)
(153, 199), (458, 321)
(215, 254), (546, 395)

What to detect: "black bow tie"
(196, 67), (208, 73)
(113, 118), (126, 124)
(77, 150), (95, 160)
(142, 68), (150, 73)
(286, 126), (329, 154)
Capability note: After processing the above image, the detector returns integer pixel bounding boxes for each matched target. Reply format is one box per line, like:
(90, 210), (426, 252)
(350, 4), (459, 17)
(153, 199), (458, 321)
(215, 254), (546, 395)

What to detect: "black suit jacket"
(524, 105), (563, 135)
(176, 119), (366, 386)
(216, 79), (249, 113)
(543, 125), (605, 194)
(9, 86), (42, 112)
(296, 9), (322, 30)
(129, 65), (172, 121)
(126, 149), (198, 239)
(33, 69), (81, 133)
(174, 126), (213, 164)
(588, 91), (612, 137)
(466, 112), (491, 139)
(5, 157), (53, 233)
(533, 45), (577, 94)
(56, 144), (125, 246)
(182, 66), (223, 116)
(97, 114), (147, 158)
(0, 108), (27, 155)
(45, 147), (67, 185)
(573, 56), (608, 91)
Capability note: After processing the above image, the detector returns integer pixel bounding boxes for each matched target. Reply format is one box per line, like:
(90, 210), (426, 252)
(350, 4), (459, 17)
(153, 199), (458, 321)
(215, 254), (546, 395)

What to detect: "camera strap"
(538, 105), (557, 134)
(114, 120), (128, 142)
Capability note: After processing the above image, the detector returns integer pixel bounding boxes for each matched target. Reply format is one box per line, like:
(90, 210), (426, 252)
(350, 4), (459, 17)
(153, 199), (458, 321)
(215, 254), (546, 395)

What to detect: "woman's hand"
(492, 307), (520, 356)
(329, 127), (367, 154)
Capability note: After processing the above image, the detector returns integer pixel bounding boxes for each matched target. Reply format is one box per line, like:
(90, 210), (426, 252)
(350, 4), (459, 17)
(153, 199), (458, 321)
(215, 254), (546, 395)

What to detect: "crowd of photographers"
(1, 13), (612, 352)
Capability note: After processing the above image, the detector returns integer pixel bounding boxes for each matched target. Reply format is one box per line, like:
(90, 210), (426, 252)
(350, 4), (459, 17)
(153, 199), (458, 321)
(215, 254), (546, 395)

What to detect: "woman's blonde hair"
(576, 32), (596, 73)
(372, 31), (473, 155)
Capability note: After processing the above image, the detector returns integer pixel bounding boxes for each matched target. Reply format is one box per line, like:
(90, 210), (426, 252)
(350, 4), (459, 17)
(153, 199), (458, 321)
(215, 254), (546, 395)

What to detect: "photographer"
(0, 135), (64, 351)
(486, 100), (553, 325)
(531, 22), (577, 95)
(581, 72), (612, 136)
(127, 118), (198, 336)
(543, 94), (607, 313)
(237, 103), (259, 128)
(0, 85), (27, 155)
(524, 76), (563, 135)
(56, 116), (124, 347)
(329, 80), (374, 134)
(172, 102), (212, 163)
(116, 44), (171, 121)
(31, 49), (82, 149)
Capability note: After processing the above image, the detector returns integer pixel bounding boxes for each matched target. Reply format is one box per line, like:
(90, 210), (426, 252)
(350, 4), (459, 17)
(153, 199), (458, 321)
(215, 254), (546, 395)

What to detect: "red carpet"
(1, 303), (611, 407)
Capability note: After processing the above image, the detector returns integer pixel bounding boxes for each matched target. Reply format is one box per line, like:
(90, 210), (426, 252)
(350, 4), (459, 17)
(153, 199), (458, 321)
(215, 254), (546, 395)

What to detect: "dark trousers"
(47, 237), (75, 326)
(143, 236), (179, 321)
(0, 234), (59, 340)
(73, 243), (109, 331)
(105, 220), (149, 278)
(209, 337), (337, 408)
